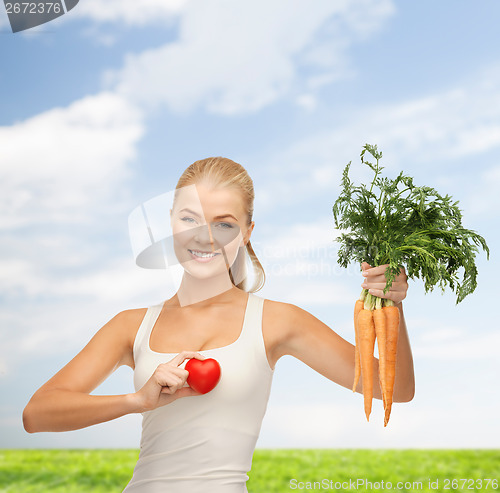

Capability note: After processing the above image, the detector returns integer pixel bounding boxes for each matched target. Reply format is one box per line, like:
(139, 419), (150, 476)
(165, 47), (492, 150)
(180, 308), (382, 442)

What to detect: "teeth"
(189, 249), (218, 258)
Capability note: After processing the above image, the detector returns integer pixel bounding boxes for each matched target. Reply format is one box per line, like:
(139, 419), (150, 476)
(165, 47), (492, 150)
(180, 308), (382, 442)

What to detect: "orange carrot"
(383, 303), (400, 427)
(373, 297), (387, 412)
(358, 307), (376, 421)
(352, 296), (365, 392)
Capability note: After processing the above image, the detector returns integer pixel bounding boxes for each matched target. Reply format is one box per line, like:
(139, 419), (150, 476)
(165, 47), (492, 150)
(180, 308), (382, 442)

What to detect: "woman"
(22, 157), (414, 492)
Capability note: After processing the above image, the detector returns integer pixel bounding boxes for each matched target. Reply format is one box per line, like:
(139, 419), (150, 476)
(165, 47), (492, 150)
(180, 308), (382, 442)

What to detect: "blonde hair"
(174, 157), (265, 293)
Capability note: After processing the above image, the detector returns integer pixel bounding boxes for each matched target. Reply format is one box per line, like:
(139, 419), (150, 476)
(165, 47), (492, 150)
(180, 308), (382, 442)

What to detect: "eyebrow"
(178, 208), (238, 221)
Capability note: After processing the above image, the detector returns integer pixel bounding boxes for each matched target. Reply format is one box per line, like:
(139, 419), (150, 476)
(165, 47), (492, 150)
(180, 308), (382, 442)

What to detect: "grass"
(0, 449), (498, 492)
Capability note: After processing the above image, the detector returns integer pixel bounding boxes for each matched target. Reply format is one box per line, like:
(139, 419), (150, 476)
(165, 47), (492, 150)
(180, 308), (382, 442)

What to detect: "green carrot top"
(332, 144), (490, 304)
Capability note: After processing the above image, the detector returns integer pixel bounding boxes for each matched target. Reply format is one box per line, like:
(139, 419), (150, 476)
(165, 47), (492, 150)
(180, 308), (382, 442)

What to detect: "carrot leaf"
(332, 144), (490, 304)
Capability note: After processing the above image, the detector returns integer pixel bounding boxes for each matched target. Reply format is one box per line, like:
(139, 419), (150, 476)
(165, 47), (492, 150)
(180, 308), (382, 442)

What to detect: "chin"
(183, 261), (228, 278)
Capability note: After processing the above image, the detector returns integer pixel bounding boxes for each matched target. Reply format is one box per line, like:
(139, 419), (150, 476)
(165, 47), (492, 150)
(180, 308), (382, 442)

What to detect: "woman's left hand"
(360, 262), (408, 305)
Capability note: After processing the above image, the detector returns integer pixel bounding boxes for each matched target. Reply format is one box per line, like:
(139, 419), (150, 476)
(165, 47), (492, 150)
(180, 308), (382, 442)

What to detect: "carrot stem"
(364, 292), (376, 311)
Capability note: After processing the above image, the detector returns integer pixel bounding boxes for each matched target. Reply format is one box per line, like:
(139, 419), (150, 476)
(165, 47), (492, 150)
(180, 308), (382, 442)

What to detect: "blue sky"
(0, 0), (498, 451)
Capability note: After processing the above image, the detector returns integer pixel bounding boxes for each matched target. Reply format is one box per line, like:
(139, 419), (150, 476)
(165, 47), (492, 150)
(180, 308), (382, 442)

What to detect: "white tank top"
(122, 292), (275, 493)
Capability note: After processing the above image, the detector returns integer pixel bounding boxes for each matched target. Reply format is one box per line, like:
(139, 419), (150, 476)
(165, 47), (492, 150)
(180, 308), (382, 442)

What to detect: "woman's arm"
(23, 390), (141, 433)
(389, 301), (414, 402)
(22, 309), (145, 433)
(23, 308), (205, 433)
(266, 263), (414, 403)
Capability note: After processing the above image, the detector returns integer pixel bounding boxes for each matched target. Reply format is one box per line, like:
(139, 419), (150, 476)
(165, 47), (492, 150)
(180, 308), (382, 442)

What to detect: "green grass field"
(0, 449), (498, 492)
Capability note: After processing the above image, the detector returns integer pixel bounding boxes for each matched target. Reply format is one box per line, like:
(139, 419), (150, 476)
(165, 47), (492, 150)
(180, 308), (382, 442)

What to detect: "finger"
(367, 286), (406, 303)
(161, 385), (176, 394)
(161, 380), (183, 394)
(161, 385), (202, 398)
(175, 387), (203, 398)
(366, 287), (394, 300)
(168, 366), (189, 379)
(364, 282), (407, 296)
(366, 264), (408, 280)
(169, 351), (206, 366)
(367, 288), (394, 300)
(161, 373), (184, 388)
(362, 264), (389, 278)
(192, 352), (206, 360)
(363, 280), (404, 289)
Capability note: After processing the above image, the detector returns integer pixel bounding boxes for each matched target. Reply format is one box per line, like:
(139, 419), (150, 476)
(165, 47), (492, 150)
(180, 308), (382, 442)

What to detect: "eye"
(181, 216), (196, 224)
(216, 222), (234, 229)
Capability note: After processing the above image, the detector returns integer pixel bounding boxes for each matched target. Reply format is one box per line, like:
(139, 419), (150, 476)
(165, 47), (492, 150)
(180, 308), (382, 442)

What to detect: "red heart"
(185, 358), (221, 394)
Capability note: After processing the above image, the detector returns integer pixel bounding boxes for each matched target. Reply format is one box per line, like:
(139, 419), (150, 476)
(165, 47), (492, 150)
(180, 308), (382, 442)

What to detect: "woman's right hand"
(133, 351), (206, 412)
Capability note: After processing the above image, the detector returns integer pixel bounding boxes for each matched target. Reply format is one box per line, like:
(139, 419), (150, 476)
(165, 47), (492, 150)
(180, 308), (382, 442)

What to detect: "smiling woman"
(22, 156), (414, 493)
(171, 157), (265, 296)
(167, 166), (262, 306)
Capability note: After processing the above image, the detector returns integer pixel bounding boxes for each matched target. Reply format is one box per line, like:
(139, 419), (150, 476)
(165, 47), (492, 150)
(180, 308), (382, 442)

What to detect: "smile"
(188, 249), (220, 259)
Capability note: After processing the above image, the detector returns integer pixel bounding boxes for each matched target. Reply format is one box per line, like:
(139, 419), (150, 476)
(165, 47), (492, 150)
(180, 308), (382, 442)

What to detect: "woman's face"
(170, 182), (253, 280)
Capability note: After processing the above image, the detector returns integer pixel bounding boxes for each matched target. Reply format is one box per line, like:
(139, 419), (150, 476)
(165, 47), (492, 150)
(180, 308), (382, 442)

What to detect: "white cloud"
(263, 403), (355, 445)
(419, 326), (465, 343)
(0, 91), (144, 229)
(0, 254), (173, 306)
(254, 218), (345, 279)
(462, 164), (500, 219)
(105, 0), (395, 115)
(0, 90), (149, 374)
(0, 263), (175, 391)
(260, 399), (500, 448)
(285, 281), (356, 306)
(73, 0), (187, 26)
(255, 218), (339, 258)
(414, 329), (500, 361)
(295, 94), (318, 112)
(252, 62), (500, 223)
(259, 380), (500, 448)
(251, 217), (360, 307)
(0, 358), (7, 379)
(401, 315), (499, 361)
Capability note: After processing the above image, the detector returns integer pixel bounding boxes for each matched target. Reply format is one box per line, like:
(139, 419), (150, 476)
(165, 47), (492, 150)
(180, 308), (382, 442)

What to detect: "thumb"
(157, 386), (202, 407)
(174, 386), (203, 398)
(361, 262), (372, 271)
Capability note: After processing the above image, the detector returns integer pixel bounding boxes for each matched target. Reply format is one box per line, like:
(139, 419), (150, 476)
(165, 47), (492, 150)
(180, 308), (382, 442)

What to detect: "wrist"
(125, 392), (146, 414)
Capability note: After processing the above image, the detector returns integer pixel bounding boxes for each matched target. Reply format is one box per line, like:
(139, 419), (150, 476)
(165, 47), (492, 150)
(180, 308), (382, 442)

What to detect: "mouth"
(188, 249), (221, 262)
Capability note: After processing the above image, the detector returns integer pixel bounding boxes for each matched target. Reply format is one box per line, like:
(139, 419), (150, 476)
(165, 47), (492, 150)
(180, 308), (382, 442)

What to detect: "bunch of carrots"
(333, 144), (489, 426)
(353, 289), (399, 426)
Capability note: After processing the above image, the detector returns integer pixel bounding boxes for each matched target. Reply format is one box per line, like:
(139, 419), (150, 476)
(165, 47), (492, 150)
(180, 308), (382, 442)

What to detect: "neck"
(175, 270), (236, 307)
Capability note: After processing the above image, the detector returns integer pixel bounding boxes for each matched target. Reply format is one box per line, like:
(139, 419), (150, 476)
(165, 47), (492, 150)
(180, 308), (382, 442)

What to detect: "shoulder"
(262, 297), (312, 328)
(96, 307), (148, 368)
(262, 297), (298, 319)
(261, 296), (339, 360)
(261, 297), (313, 363)
(112, 307), (148, 345)
(99, 307), (148, 335)
(113, 307), (149, 327)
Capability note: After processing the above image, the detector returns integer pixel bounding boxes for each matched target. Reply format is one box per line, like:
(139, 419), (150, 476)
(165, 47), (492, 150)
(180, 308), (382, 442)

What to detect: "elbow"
(22, 405), (37, 433)
(23, 398), (44, 433)
(395, 385), (415, 403)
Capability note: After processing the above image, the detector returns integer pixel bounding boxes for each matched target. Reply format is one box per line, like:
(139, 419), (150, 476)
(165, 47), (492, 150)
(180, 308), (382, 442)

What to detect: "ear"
(242, 221), (255, 247)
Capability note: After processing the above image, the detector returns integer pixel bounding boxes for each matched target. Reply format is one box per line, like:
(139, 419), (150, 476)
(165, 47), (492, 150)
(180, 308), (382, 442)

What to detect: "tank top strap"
(133, 301), (164, 358)
(239, 293), (272, 371)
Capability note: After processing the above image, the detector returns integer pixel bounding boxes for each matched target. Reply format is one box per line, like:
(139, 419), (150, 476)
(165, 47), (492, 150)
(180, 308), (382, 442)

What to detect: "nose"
(194, 223), (215, 248)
